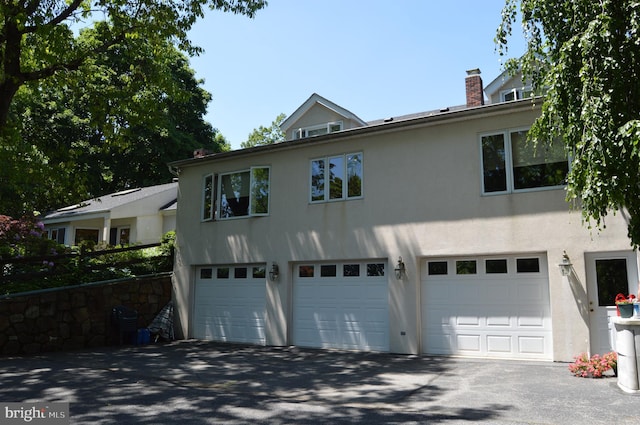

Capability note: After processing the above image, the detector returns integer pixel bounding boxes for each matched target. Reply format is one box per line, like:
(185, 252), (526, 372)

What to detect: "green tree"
(2, 40), (226, 216)
(0, 0), (267, 130)
(497, 0), (640, 246)
(241, 113), (286, 148)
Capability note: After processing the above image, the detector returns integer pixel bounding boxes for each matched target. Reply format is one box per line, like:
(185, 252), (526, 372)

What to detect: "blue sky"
(188, 0), (526, 150)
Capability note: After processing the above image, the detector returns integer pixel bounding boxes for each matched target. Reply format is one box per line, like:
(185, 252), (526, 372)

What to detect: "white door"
(292, 261), (389, 352)
(586, 252), (638, 355)
(422, 254), (552, 360)
(193, 265), (267, 345)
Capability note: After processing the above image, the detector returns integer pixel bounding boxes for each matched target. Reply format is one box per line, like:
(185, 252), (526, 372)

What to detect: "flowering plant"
(568, 352), (617, 378)
(615, 293), (637, 305)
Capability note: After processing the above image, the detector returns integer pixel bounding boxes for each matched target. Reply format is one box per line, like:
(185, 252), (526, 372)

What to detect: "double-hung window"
(201, 166), (270, 221)
(310, 152), (362, 202)
(480, 128), (568, 194)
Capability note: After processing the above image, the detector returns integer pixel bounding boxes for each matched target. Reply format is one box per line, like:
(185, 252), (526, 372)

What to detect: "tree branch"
(23, 0), (85, 34)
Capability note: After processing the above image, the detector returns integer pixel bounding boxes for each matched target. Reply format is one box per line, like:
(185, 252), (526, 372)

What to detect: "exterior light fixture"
(394, 257), (406, 280)
(268, 262), (280, 281)
(559, 251), (572, 277)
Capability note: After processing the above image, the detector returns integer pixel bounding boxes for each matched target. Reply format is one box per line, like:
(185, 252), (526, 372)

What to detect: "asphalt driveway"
(0, 340), (636, 424)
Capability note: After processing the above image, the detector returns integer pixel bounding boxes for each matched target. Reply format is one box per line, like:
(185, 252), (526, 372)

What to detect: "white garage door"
(193, 265), (266, 345)
(421, 255), (552, 360)
(293, 261), (389, 352)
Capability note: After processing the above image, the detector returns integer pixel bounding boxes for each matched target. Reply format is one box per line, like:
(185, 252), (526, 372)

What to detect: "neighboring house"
(42, 182), (178, 246)
(169, 69), (638, 362)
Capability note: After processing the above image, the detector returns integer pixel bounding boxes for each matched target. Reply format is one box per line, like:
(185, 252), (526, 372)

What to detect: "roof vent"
(383, 117), (394, 122)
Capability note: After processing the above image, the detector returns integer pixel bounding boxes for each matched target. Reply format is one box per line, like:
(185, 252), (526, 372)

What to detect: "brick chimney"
(465, 68), (484, 107)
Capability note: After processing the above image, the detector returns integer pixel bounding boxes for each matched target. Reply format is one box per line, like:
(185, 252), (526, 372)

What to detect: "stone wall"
(0, 273), (172, 356)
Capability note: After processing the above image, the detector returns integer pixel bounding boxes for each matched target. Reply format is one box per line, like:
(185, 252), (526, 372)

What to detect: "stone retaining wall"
(0, 273), (172, 356)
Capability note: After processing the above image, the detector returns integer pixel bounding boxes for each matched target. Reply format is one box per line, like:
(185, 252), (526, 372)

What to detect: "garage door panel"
(487, 335), (512, 353)
(194, 265), (266, 345)
(293, 261), (389, 352)
(422, 254), (552, 360)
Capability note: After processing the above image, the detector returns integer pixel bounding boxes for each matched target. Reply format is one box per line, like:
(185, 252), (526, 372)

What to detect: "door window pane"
(596, 259), (629, 306)
(321, 265), (337, 277)
(516, 258), (540, 273)
(217, 268), (229, 279)
(481, 134), (507, 193)
(299, 265), (314, 277)
(234, 267), (248, 279)
(200, 268), (213, 279)
(343, 264), (360, 277)
(428, 261), (448, 275)
(456, 260), (477, 275)
(367, 263), (385, 276)
(252, 266), (266, 278)
(486, 259), (508, 274)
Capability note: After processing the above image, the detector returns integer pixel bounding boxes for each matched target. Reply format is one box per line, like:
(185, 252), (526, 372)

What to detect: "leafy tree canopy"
(0, 1), (267, 129)
(241, 113), (286, 148)
(1, 0), (256, 216)
(1, 37), (229, 217)
(497, 0), (640, 246)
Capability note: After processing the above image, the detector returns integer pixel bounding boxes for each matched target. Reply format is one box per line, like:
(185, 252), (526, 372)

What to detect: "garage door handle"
(590, 309), (594, 312)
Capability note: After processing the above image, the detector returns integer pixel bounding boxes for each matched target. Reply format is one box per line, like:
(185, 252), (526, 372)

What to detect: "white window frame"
(216, 166), (270, 220)
(109, 226), (130, 245)
(48, 227), (67, 244)
(202, 173), (214, 222)
(479, 127), (568, 195)
(295, 121), (343, 139)
(500, 86), (533, 102)
(309, 152), (363, 203)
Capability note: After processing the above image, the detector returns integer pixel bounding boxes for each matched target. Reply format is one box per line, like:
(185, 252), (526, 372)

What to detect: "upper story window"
(501, 87), (533, 102)
(295, 121), (343, 139)
(310, 152), (362, 203)
(202, 166), (270, 221)
(480, 128), (568, 194)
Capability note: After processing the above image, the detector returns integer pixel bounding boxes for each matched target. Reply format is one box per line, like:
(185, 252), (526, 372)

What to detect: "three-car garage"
(192, 254), (552, 360)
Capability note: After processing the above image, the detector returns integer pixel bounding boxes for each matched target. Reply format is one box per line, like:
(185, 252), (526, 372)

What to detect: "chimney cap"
(466, 68), (481, 76)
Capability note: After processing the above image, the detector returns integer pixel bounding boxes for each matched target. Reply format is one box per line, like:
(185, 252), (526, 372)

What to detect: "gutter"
(168, 97), (542, 170)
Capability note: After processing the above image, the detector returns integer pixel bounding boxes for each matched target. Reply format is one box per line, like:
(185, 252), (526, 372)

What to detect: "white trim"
(201, 173), (214, 222)
(479, 127), (567, 195)
(309, 152), (363, 203)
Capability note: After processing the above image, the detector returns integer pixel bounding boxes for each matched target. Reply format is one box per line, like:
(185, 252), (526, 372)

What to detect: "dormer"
(280, 93), (367, 141)
(484, 69), (533, 104)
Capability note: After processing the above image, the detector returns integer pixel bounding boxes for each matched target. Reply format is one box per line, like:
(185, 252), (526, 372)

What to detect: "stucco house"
(169, 69), (638, 362)
(42, 182), (177, 246)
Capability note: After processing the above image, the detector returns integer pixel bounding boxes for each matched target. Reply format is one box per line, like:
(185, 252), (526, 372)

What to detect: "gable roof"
(484, 69), (526, 100)
(279, 93), (367, 133)
(43, 182), (178, 220)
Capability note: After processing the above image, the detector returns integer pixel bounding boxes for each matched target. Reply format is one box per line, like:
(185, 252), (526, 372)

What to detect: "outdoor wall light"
(558, 251), (572, 277)
(394, 257), (406, 280)
(268, 262), (280, 281)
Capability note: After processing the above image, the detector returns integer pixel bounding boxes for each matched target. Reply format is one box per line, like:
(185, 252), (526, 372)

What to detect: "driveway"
(0, 340), (636, 424)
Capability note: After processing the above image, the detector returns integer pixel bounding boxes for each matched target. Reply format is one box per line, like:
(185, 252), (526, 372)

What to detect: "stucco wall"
(172, 104), (637, 361)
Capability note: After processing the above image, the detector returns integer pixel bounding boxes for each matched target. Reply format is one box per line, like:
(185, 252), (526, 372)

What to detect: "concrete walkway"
(0, 340), (637, 424)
